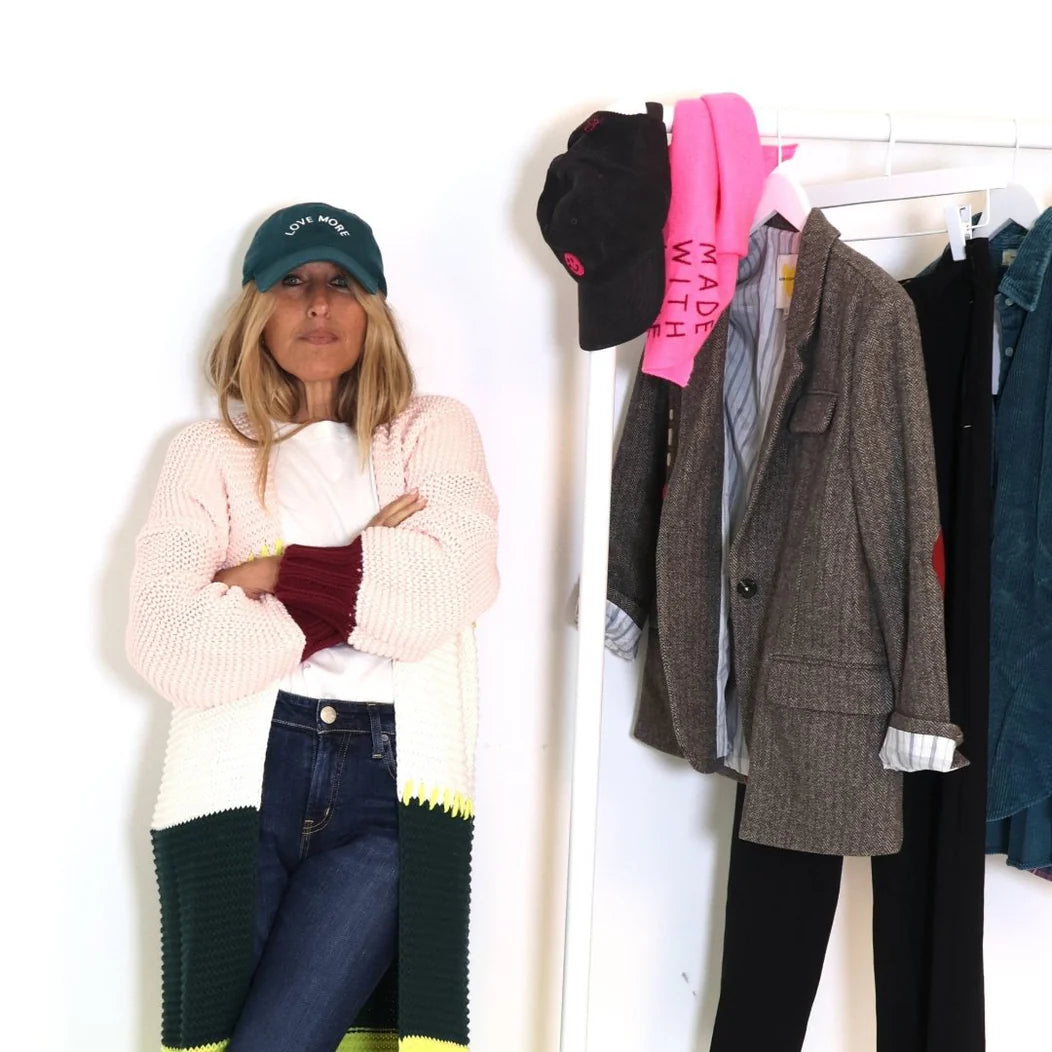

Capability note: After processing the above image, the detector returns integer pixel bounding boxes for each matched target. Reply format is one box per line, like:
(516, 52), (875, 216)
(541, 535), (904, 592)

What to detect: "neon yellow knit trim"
(336, 1030), (398, 1051)
(160, 1043), (227, 1052)
(400, 1038), (468, 1052)
(400, 780), (475, 819)
(245, 538), (286, 560)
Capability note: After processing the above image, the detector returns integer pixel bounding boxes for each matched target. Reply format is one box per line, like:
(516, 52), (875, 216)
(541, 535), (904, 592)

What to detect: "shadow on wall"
(192, 215), (266, 411)
(96, 422), (185, 1051)
(506, 100), (596, 1052)
(98, 230), (261, 1047)
(511, 100), (743, 1048)
(688, 767), (737, 1048)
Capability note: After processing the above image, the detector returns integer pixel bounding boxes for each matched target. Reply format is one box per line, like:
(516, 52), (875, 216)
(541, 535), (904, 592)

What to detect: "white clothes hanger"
(808, 165), (1006, 210)
(974, 119), (1042, 238)
(752, 110), (811, 231)
(804, 113), (1007, 257)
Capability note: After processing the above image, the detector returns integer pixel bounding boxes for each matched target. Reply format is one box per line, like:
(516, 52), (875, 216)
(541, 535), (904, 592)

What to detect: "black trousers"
(711, 241), (992, 1052)
(710, 778), (985, 1052)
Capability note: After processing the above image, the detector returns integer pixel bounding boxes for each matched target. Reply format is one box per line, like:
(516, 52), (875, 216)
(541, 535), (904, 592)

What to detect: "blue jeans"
(228, 691), (399, 1052)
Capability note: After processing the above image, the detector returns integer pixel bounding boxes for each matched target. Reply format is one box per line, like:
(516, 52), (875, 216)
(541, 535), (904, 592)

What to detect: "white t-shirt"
(272, 419), (395, 703)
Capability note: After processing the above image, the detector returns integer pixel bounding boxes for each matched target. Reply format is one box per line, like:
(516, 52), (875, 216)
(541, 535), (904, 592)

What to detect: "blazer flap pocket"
(764, 657), (892, 716)
(788, 392), (837, 434)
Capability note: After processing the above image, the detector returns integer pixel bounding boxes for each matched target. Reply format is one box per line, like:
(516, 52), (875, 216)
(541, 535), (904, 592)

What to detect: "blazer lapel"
(733, 210), (840, 544)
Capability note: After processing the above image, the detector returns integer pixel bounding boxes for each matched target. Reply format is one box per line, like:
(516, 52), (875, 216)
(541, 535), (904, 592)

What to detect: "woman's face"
(262, 261), (367, 383)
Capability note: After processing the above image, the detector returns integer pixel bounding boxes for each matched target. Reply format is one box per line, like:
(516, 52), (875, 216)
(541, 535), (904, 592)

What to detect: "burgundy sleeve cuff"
(283, 604), (348, 662)
(274, 537), (364, 660)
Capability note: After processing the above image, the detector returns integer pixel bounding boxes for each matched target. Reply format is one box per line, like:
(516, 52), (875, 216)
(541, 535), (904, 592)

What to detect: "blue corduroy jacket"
(986, 208), (1052, 870)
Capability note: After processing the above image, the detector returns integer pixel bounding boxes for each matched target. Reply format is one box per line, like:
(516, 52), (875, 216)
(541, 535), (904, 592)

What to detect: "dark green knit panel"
(151, 807), (258, 1049)
(352, 958), (398, 1030)
(397, 801), (474, 1045)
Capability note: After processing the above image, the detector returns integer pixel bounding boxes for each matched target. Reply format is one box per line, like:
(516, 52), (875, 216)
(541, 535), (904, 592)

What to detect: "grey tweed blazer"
(608, 210), (963, 856)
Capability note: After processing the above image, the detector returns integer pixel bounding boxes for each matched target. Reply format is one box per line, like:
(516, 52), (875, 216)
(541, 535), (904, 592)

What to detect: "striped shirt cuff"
(604, 601), (643, 660)
(879, 726), (958, 773)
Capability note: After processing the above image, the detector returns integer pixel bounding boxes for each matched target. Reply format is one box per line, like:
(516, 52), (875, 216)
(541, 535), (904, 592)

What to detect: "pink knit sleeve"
(125, 422), (306, 709)
(351, 398), (499, 661)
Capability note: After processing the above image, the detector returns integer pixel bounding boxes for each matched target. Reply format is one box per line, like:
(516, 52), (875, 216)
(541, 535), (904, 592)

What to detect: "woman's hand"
(368, 489), (427, 528)
(213, 555), (283, 600)
(211, 492), (424, 600)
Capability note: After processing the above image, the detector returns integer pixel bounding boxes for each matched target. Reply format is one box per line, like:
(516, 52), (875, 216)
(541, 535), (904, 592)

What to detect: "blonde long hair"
(206, 279), (415, 505)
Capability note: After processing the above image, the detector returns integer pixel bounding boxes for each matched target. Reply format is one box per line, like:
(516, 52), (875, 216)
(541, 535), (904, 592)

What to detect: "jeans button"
(319, 705), (337, 725)
(736, 578), (758, 598)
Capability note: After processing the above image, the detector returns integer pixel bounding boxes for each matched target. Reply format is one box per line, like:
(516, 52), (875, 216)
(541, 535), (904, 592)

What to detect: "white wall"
(4, 2), (1050, 1049)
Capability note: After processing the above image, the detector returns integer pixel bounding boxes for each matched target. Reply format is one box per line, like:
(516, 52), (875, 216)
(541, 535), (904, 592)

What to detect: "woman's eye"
(281, 274), (303, 287)
(331, 276), (349, 288)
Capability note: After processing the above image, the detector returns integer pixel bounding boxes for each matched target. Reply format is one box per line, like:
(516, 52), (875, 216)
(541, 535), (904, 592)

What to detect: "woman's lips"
(302, 330), (338, 344)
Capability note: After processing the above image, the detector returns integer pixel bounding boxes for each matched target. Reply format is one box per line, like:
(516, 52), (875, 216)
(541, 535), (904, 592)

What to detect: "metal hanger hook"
(884, 112), (896, 177)
(1012, 117), (1021, 182)
(776, 108), (783, 166)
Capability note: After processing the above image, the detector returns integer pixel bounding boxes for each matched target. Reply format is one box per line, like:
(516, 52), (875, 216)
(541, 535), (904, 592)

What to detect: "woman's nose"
(307, 287), (331, 316)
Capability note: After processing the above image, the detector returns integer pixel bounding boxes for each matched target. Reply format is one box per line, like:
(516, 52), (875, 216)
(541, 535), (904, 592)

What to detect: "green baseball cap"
(242, 202), (387, 295)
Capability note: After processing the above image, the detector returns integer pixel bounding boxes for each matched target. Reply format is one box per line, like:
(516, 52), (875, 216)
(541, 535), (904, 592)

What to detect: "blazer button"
(736, 578), (758, 598)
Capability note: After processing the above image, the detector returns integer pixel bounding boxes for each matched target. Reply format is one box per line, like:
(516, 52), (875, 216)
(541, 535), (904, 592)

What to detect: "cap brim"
(251, 245), (382, 295)
(576, 237), (665, 351)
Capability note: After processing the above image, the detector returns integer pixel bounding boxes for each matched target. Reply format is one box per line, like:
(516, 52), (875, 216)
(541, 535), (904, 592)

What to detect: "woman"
(126, 202), (499, 1052)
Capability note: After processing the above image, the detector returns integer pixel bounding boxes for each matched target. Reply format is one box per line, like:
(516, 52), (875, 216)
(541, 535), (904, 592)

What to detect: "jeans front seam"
(300, 728), (353, 852)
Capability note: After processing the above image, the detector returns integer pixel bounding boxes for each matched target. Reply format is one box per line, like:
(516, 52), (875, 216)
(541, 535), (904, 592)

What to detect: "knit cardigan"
(126, 395), (500, 1052)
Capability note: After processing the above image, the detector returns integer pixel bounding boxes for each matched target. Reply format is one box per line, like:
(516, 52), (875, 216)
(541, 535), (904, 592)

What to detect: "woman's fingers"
(383, 498), (427, 526)
(370, 491), (427, 528)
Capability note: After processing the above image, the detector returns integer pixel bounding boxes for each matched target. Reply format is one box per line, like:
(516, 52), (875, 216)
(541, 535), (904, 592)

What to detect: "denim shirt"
(986, 208), (1052, 870)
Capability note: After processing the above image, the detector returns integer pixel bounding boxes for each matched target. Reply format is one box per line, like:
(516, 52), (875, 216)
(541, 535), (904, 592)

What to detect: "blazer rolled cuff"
(571, 589), (645, 660)
(604, 600), (643, 660)
(879, 713), (968, 773)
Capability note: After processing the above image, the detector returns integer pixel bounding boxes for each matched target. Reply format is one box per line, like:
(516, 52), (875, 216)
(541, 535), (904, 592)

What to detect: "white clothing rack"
(752, 108), (1052, 152)
(558, 105), (1052, 1052)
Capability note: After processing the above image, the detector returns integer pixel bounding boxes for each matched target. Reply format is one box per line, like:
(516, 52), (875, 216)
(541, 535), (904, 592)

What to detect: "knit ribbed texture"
(126, 421), (305, 710)
(398, 801), (473, 1045)
(284, 604), (348, 662)
(127, 395), (499, 1051)
(152, 809), (258, 1049)
(275, 537), (364, 659)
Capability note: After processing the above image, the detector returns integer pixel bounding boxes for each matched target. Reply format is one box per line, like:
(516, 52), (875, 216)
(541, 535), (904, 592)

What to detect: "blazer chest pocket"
(788, 391), (837, 434)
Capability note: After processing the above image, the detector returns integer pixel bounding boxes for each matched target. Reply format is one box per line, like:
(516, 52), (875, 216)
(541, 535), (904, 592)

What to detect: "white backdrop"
(4, 2), (1050, 1049)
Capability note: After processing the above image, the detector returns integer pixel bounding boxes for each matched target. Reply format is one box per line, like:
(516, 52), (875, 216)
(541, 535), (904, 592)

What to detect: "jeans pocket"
(381, 734), (397, 782)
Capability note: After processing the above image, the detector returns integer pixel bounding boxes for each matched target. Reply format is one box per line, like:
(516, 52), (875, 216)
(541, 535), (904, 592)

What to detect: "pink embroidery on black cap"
(564, 253), (585, 276)
(582, 116), (601, 133)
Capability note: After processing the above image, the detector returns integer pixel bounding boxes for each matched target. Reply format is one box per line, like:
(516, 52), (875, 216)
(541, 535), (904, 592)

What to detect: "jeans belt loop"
(368, 704), (384, 759)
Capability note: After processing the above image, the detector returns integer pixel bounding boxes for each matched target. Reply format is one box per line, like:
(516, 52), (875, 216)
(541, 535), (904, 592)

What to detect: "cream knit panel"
(126, 420), (305, 709)
(352, 396), (500, 662)
(457, 626), (480, 789)
(393, 627), (479, 812)
(151, 687), (277, 830)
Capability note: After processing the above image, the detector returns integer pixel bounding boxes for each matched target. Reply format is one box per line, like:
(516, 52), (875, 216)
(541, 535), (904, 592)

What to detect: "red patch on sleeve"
(932, 530), (946, 593)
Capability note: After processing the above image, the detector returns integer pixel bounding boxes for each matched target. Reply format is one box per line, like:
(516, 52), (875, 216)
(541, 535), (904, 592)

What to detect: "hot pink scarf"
(642, 94), (794, 386)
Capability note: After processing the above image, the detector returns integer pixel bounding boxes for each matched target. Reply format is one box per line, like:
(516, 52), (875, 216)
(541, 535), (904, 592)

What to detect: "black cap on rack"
(536, 102), (670, 351)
